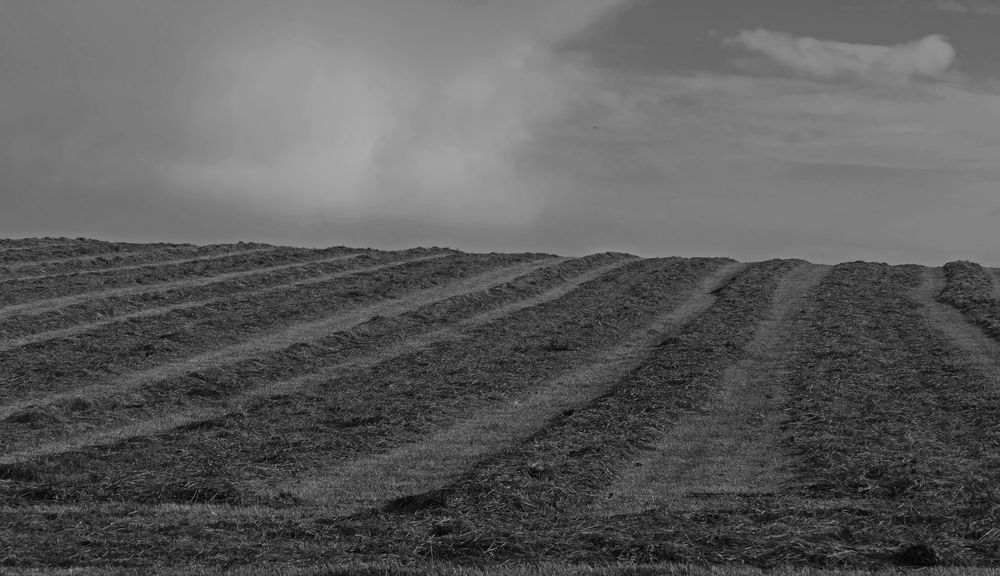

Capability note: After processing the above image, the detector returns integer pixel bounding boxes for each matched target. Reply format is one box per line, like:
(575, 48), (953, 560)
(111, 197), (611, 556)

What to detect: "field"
(1, 238), (999, 575)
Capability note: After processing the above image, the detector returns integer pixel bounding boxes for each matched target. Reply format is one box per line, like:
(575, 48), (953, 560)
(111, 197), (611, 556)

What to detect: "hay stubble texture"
(1, 238), (999, 574)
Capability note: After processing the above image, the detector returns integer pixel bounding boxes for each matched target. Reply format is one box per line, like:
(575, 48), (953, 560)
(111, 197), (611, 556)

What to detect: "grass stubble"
(595, 263), (831, 515)
(284, 261), (746, 514)
(1, 241), (1000, 574)
(0, 253), (602, 458)
(0, 256), (723, 506)
(0, 253), (570, 457)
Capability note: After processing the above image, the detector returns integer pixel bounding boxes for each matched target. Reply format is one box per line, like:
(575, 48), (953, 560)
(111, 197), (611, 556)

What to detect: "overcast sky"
(1, 0), (998, 264)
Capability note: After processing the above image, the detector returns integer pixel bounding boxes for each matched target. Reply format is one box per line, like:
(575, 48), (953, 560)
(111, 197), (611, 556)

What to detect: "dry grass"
(284, 262), (744, 513)
(938, 261), (1000, 343)
(0, 252), (373, 350)
(0, 255), (611, 461)
(7, 562), (1000, 575)
(4, 241), (1000, 573)
(2, 245), (276, 281)
(0, 253), (518, 415)
(597, 264), (830, 514)
(0, 246), (368, 319)
(914, 268), (1000, 390)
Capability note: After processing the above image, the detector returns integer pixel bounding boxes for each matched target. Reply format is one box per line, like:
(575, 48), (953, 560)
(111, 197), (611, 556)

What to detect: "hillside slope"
(0, 238), (998, 574)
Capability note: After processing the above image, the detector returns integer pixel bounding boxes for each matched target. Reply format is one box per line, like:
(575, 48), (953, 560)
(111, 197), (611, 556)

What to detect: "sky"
(1, 0), (998, 264)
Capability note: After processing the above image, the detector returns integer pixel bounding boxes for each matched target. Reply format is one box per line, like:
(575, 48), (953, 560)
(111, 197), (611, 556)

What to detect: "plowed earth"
(0, 240), (998, 574)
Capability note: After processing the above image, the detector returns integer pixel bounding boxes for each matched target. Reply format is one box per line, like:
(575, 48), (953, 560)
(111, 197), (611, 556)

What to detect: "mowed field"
(1, 238), (999, 576)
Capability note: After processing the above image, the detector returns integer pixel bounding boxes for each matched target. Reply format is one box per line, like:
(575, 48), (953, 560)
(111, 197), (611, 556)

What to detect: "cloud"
(0, 0), (626, 232)
(726, 29), (956, 83)
(536, 67), (1000, 264)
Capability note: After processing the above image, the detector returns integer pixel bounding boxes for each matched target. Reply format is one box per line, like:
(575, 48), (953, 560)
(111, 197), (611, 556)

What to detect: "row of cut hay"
(0, 252), (527, 410)
(356, 261), (799, 564)
(0, 254), (629, 493)
(552, 263), (1000, 570)
(0, 239), (139, 263)
(1, 245), (273, 281)
(0, 257), (725, 509)
(344, 261), (1000, 569)
(10, 560), (1000, 576)
(0, 239), (249, 266)
(0, 237), (92, 250)
(769, 262), (1000, 566)
(0, 242), (279, 278)
(0, 250), (426, 344)
(0, 254), (573, 454)
(593, 262), (830, 516)
(282, 261), (744, 514)
(4, 501), (999, 572)
(938, 261), (1000, 342)
(0, 245), (348, 307)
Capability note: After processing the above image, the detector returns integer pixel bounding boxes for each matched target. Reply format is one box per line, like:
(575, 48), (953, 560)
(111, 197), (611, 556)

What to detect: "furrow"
(288, 262), (747, 513)
(0, 238), (83, 250)
(595, 263), (830, 514)
(0, 249), (364, 319)
(0, 252), (487, 406)
(0, 246), (335, 308)
(0, 246), (280, 284)
(914, 268), (1000, 391)
(2, 247), (144, 271)
(0, 254), (558, 428)
(760, 262), (1000, 566)
(937, 261), (1000, 345)
(0, 255), (617, 460)
(0, 243), (274, 279)
(0, 252), (376, 350)
(0, 257), (737, 507)
(0, 240), (125, 263)
(429, 260), (799, 518)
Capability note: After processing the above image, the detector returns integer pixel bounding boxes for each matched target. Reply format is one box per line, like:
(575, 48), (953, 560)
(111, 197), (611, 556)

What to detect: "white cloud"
(726, 29), (956, 83)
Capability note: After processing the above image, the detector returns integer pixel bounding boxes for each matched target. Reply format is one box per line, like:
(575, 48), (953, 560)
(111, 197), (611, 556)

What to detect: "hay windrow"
(938, 261), (1000, 342)
(0, 243), (275, 279)
(354, 260), (803, 562)
(344, 261), (1000, 569)
(0, 246), (363, 307)
(0, 253), (596, 451)
(0, 239), (140, 265)
(0, 257), (730, 507)
(0, 253), (529, 405)
(0, 250), (418, 342)
(4, 239), (1000, 572)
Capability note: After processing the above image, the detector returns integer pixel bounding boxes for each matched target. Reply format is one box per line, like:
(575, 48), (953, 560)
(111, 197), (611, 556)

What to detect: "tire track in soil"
(594, 262), (830, 514)
(0, 253), (419, 353)
(0, 246), (281, 283)
(0, 252), (364, 320)
(917, 268), (1000, 389)
(284, 262), (747, 514)
(0, 257), (626, 462)
(0, 257), (574, 434)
